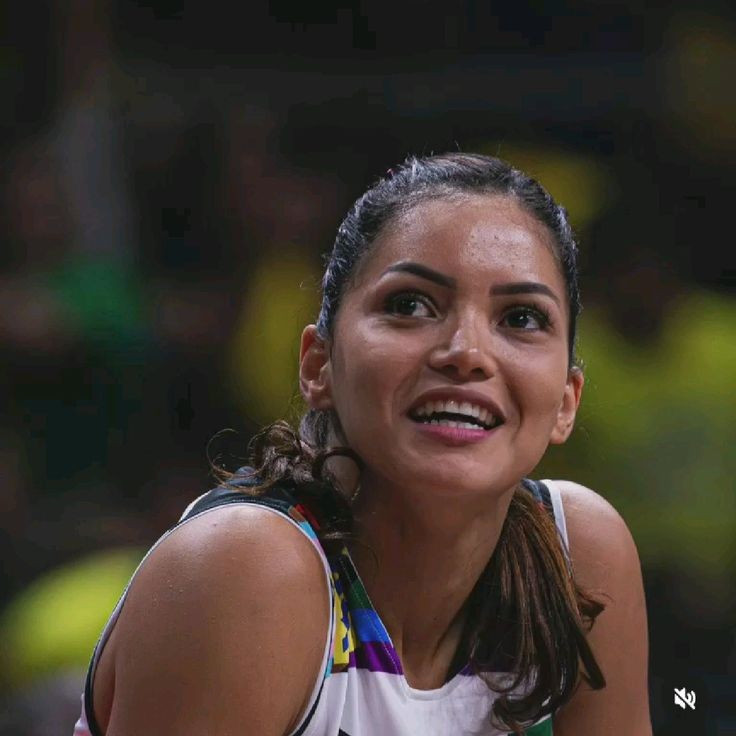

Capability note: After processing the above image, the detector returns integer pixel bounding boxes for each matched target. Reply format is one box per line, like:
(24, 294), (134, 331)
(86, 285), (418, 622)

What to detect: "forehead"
(356, 194), (563, 288)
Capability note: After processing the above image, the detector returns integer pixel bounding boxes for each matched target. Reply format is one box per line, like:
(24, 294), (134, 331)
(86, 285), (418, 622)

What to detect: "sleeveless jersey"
(73, 473), (571, 736)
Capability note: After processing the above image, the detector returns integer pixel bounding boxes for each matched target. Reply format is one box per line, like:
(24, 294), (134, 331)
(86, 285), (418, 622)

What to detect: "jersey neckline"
(333, 542), (476, 698)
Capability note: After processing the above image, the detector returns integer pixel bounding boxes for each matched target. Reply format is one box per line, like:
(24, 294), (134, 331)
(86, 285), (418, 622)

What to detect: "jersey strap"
(520, 478), (555, 519)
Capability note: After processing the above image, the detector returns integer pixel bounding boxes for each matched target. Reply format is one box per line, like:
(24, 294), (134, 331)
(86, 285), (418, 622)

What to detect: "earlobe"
(299, 325), (333, 411)
(549, 367), (584, 445)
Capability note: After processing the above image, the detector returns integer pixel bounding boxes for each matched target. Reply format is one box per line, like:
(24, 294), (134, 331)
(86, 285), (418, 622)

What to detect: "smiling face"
(299, 194), (582, 501)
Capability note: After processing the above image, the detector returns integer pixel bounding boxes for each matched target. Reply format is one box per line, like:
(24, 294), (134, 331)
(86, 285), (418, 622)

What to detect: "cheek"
(505, 352), (568, 420)
(332, 325), (422, 422)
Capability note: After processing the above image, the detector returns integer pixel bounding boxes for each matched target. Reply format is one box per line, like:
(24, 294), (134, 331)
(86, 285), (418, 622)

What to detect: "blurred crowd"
(1, 2), (735, 734)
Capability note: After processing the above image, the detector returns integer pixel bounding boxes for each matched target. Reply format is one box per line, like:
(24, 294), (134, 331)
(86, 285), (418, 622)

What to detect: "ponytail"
(467, 483), (606, 732)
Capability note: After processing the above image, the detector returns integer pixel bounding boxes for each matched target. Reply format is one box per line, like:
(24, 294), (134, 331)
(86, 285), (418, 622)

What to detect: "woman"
(74, 153), (651, 735)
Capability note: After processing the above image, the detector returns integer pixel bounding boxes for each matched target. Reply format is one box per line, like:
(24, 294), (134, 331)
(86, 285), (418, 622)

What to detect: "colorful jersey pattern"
(74, 472), (567, 736)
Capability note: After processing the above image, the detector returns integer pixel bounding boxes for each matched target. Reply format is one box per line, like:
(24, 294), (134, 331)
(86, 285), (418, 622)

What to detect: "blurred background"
(0, 1), (734, 734)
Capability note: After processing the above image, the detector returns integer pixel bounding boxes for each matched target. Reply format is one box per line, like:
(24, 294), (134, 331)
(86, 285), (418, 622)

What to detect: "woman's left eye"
(501, 306), (550, 330)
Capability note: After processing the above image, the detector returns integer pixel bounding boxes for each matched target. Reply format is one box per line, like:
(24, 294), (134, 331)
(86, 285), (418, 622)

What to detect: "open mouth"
(408, 408), (503, 431)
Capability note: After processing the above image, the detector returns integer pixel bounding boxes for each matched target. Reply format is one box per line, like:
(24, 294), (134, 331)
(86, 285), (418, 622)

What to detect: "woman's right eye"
(384, 292), (435, 318)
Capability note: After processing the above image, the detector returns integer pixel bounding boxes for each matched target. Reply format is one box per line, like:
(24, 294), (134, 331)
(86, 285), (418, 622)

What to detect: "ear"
(299, 324), (333, 411)
(549, 367), (584, 445)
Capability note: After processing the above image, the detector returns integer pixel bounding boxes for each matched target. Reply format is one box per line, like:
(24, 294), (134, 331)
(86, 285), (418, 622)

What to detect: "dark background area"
(0, 2), (734, 734)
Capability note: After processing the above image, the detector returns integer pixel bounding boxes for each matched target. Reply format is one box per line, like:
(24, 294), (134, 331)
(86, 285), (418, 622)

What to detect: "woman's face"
(300, 194), (582, 500)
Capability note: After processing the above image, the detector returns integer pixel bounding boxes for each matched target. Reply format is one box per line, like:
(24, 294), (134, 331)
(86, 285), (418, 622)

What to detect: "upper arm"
(551, 481), (652, 736)
(104, 505), (331, 736)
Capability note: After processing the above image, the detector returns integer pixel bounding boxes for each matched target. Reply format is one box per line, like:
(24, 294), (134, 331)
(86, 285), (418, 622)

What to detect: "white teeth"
(428, 419), (482, 429)
(413, 399), (499, 426)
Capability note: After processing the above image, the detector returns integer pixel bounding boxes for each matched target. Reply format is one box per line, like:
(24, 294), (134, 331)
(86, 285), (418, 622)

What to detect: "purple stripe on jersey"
(350, 641), (403, 674)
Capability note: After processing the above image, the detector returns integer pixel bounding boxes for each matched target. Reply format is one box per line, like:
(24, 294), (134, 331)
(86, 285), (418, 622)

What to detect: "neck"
(347, 473), (516, 688)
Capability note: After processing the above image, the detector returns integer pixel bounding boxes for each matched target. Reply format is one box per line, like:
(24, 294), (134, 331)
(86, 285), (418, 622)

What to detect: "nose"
(428, 309), (498, 380)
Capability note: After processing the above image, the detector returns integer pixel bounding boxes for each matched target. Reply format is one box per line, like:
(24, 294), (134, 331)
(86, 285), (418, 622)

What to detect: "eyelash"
(501, 304), (552, 331)
(383, 291), (553, 331)
(383, 291), (436, 317)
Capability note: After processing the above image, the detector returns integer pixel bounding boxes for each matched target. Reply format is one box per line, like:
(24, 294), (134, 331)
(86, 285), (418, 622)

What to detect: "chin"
(398, 460), (519, 498)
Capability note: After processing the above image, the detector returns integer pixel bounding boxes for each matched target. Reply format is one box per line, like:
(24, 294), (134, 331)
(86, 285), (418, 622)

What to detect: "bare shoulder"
(102, 502), (331, 736)
(553, 479), (627, 533)
(552, 480), (639, 591)
(550, 481), (652, 735)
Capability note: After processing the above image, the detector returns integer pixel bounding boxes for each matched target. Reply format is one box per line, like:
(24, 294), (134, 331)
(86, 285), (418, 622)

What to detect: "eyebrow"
(490, 282), (561, 306)
(383, 262), (456, 287)
(381, 261), (561, 305)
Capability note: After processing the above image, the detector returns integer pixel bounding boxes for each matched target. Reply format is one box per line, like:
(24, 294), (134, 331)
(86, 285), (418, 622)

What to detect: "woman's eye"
(502, 307), (550, 330)
(385, 293), (434, 318)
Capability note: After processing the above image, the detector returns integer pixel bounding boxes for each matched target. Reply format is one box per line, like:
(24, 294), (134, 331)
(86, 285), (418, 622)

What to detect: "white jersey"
(75, 476), (568, 735)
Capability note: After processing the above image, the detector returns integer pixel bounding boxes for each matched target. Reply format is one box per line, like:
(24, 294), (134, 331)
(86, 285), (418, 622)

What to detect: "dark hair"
(220, 153), (604, 734)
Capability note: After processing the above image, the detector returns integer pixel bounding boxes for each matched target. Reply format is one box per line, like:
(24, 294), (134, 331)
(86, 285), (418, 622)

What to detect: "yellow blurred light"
(663, 13), (736, 155)
(0, 548), (144, 688)
(477, 142), (615, 230)
(228, 251), (320, 425)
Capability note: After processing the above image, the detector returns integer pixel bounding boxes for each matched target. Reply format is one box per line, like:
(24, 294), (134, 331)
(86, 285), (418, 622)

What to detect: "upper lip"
(407, 387), (506, 423)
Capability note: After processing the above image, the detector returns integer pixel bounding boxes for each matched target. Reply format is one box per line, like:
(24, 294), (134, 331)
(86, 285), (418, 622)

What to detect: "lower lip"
(410, 419), (500, 446)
